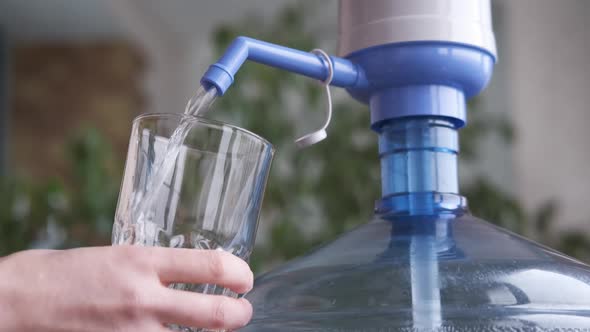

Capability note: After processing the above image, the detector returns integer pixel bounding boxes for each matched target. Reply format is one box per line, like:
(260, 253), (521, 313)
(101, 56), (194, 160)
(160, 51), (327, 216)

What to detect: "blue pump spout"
(201, 36), (368, 95)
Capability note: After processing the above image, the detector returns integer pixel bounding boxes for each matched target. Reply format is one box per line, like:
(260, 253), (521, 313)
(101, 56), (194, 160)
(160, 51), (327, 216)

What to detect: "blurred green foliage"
(0, 3), (588, 267)
(0, 128), (118, 255)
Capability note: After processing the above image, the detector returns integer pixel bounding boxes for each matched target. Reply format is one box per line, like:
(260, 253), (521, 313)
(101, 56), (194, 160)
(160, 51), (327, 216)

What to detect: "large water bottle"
(243, 209), (590, 330)
(241, 119), (590, 331)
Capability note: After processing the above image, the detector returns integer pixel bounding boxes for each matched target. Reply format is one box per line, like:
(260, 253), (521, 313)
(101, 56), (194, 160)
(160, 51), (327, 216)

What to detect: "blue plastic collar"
(345, 42), (495, 128)
(370, 85), (466, 129)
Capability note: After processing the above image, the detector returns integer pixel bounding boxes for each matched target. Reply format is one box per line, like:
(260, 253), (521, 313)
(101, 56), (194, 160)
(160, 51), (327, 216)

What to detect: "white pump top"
(338, 0), (497, 58)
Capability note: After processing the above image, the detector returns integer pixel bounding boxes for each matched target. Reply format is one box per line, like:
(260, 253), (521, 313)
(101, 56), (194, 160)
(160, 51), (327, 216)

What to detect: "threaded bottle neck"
(376, 117), (466, 216)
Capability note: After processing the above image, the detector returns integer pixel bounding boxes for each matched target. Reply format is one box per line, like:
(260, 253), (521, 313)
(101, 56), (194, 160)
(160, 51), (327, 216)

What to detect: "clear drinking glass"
(112, 113), (273, 298)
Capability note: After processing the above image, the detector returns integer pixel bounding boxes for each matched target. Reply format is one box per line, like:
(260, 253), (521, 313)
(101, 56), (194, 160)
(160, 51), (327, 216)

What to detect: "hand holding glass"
(112, 114), (273, 299)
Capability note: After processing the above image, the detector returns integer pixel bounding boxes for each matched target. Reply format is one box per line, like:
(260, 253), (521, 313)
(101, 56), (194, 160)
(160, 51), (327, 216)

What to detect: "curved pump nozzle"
(200, 36), (367, 148)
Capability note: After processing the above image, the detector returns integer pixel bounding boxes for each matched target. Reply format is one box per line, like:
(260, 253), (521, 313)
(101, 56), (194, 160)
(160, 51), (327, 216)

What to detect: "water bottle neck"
(376, 117), (467, 217)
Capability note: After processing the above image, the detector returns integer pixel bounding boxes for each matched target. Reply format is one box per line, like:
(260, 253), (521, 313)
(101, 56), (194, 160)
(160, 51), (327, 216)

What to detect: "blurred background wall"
(0, 0), (588, 265)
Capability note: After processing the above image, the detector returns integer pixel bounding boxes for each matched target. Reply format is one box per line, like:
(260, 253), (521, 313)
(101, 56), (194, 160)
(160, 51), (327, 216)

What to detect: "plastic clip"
(294, 49), (334, 148)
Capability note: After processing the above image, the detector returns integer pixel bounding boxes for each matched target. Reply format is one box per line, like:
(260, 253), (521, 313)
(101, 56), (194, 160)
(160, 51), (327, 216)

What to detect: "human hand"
(0, 246), (253, 331)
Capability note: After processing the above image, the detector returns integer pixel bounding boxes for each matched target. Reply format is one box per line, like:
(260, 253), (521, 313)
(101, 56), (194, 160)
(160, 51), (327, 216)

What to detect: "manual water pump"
(199, 0), (590, 330)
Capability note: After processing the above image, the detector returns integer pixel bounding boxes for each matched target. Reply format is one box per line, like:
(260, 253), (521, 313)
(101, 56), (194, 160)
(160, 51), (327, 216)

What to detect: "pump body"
(199, 0), (590, 330)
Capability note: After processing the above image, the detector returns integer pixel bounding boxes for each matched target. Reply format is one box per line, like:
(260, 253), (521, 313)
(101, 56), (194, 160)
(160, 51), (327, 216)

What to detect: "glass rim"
(134, 112), (274, 151)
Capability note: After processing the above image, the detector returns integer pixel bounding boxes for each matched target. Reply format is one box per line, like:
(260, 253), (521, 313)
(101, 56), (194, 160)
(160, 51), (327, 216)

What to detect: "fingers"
(148, 247), (253, 294)
(146, 325), (175, 332)
(154, 327), (179, 332)
(155, 288), (253, 330)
